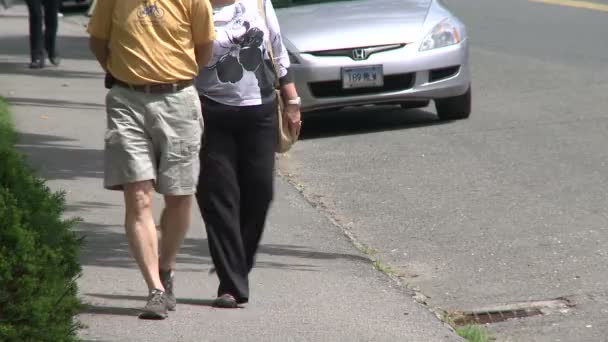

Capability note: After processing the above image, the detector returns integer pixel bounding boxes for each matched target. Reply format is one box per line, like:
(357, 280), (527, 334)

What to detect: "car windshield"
(273, 0), (359, 9)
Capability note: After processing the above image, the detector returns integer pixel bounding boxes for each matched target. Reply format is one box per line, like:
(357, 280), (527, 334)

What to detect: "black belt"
(114, 79), (193, 94)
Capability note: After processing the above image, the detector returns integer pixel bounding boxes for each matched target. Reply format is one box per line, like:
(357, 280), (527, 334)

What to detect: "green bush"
(0, 99), (14, 147)
(0, 98), (82, 342)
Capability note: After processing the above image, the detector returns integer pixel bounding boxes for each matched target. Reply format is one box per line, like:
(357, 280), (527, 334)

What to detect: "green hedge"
(0, 98), (82, 342)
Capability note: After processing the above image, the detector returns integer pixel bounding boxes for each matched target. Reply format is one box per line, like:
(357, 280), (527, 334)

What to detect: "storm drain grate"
(448, 298), (573, 326)
(452, 308), (543, 326)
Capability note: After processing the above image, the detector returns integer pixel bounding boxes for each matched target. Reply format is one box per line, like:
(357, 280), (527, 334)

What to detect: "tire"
(435, 87), (471, 120)
(400, 100), (430, 110)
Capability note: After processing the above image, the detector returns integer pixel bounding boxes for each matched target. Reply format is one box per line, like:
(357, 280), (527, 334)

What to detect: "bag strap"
(257, 0), (280, 86)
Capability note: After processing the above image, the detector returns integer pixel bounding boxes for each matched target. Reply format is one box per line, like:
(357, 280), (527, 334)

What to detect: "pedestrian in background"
(24, 0), (60, 68)
(1, 0), (14, 10)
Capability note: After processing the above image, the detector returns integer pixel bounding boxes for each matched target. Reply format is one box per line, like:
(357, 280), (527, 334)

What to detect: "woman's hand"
(280, 83), (302, 137)
(284, 103), (302, 137)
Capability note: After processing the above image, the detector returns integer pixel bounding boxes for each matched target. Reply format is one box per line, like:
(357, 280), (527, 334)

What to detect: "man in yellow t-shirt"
(87, 0), (215, 320)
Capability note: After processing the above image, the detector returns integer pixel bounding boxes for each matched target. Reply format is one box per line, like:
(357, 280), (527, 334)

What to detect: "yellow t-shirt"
(87, 0), (215, 84)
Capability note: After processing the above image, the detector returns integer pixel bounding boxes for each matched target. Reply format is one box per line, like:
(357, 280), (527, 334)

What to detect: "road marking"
(530, 0), (608, 12)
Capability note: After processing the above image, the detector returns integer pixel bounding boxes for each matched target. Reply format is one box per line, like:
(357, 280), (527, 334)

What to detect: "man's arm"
(89, 37), (110, 72)
(195, 41), (213, 67)
(86, 0), (115, 71)
(191, 0), (215, 67)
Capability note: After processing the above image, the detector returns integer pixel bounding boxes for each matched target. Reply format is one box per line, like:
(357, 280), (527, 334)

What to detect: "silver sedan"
(276, 0), (471, 120)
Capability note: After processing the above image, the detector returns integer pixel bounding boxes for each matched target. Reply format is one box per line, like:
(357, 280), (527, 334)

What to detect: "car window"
(273, 0), (360, 9)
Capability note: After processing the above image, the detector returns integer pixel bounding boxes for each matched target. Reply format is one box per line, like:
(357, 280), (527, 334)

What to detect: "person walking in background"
(1, 0), (14, 10)
(87, 0), (215, 319)
(24, 0), (60, 68)
(195, 0), (302, 308)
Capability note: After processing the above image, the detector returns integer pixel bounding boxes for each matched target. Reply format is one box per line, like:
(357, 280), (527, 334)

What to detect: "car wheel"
(435, 87), (471, 120)
(400, 100), (430, 110)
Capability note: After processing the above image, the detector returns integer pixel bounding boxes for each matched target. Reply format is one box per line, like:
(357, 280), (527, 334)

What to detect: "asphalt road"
(278, 0), (608, 340)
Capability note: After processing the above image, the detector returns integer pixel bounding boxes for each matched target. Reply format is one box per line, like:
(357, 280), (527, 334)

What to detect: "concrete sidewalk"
(0, 8), (462, 342)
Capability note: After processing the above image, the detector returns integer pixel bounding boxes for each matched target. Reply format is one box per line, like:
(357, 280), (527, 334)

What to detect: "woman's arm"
(265, 0), (301, 135)
(265, 0), (295, 90)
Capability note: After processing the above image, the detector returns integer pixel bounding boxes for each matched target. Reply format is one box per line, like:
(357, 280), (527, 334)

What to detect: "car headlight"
(419, 18), (461, 51)
(288, 51), (300, 64)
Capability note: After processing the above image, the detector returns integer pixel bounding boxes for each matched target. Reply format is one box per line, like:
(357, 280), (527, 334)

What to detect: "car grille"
(309, 44), (406, 60)
(429, 66), (460, 82)
(308, 73), (415, 98)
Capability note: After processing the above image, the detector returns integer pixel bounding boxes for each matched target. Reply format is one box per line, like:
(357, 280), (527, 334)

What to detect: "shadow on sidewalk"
(79, 296), (215, 317)
(258, 244), (369, 263)
(0, 33), (95, 60)
(0, 61), (104, 78)
(66, 200), (118, 213)
(16, 132), (103, 180)
(6, 96), (104, 110)
(85, 294), (215, 308)
(76, 221), (368, 272)
(80, 304), (140, 317)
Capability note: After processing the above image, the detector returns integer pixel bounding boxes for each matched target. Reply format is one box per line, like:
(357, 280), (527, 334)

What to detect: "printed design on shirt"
(206, 3), (273, 91)
(137, 0), (165, 25)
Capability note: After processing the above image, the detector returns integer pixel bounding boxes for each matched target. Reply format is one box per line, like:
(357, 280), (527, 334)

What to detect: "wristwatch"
(286, 97), (301, 106)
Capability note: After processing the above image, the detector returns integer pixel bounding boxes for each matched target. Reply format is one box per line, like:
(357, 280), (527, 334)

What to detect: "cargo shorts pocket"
(160, 137), (201, 194)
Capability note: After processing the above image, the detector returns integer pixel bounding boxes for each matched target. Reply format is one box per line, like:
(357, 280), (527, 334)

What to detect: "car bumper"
(291, 39), (471, 112)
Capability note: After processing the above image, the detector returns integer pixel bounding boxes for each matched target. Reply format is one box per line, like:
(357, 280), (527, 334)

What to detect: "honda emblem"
(352, 48), (367, 61)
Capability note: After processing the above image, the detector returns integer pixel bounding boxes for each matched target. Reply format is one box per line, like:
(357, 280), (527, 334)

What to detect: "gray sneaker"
(160, 269), (176, 311)
(139, 289), (168, 319)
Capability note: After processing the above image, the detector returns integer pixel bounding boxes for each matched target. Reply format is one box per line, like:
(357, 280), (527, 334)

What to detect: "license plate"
(342, 65), (384, 89)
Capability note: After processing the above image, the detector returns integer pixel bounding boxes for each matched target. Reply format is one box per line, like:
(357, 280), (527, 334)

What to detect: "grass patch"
(456, 325), (492, 342)
(444, 312), (493, 342)
(360, 245), (378, 256)
(372, 260), (396, 274)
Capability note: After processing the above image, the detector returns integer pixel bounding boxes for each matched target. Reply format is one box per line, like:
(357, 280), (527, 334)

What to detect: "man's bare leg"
(123, 181), (164, 292)
(159, 195), (193, 271)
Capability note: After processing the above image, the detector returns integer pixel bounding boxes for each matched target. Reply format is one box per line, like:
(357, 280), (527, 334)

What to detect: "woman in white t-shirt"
(195, 0), (301, 308)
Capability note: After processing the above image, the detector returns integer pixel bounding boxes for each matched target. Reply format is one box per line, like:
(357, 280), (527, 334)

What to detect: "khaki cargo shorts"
(104, 85), (203, 195)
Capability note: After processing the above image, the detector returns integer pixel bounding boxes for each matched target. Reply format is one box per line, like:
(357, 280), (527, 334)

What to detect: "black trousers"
(24, 0), (60, 62)
(196, 96), (277, 303)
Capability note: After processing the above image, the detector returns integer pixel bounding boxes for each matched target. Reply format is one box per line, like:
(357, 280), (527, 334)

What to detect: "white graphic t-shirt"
(195, 0), (291, 106)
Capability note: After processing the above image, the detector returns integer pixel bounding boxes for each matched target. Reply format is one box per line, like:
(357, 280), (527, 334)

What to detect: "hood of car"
(276, 0), (432, 53)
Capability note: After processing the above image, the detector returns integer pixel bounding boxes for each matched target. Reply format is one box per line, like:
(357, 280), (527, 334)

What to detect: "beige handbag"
(257, 0), (298, 153)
